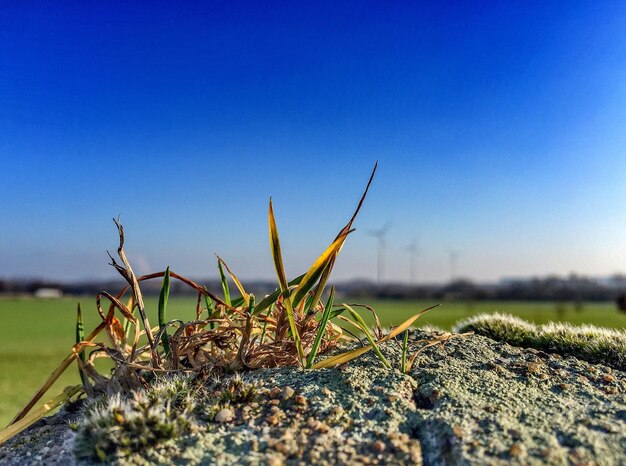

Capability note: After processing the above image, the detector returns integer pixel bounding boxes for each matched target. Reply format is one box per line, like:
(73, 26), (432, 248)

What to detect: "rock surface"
(1, 330), (625, 465)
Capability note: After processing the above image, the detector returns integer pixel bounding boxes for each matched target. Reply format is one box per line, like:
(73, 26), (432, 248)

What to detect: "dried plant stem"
(110, 218), (159, 366)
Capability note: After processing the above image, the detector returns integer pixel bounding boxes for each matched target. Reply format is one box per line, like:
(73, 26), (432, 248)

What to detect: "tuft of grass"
(453, 313), (626, 370)
(0, 162), (439, 445)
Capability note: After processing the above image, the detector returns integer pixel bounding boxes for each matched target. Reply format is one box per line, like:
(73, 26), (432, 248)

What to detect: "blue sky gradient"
(2, 1), (626, 282)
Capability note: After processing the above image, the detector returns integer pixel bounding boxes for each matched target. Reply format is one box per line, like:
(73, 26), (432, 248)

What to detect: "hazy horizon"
(2, 2), (626, 284)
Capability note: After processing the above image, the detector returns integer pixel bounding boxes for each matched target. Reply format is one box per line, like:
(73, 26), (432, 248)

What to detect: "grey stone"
(1, 330), (624, 465)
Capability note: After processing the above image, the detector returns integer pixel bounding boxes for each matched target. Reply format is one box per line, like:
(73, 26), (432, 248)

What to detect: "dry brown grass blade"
(0, 385), (83, 447)
(110, 218), (158, 366)
(10, 321), (107, 424)
(96, 291), (141, 360)
(110, 271), (234, 313)
(98, 291), (137, 324)
(195, 292), (203, 320)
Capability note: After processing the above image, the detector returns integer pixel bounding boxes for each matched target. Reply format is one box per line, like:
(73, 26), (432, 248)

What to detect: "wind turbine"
(406, 239), (419, 285)
(368, 222), (391, 284)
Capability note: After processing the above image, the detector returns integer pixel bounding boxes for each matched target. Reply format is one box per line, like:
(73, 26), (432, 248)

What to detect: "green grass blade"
(329, 306), (349, 320)
(401, 330), (409, 373)
(230, 296), (246, 308)
(217, 259), (231, 306)
(343, 304), (390, 367)
(204, 295), (216, 330)
(259, 312), (270, 345)
(158, 266), (171, 355)
(75, 303), (87, 387)
(268, 199), (305, 364)
(311, 305), (437, 369)
(306, 287), (335, 368)
(253, 273), (305, 315)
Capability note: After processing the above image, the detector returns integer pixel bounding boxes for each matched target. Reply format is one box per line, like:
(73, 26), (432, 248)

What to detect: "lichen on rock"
(1, 328), (625, 465)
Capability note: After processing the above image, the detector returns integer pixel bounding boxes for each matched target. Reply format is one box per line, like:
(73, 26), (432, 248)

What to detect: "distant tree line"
(3, 273), (626, 303)
(336, 274), (626, 302)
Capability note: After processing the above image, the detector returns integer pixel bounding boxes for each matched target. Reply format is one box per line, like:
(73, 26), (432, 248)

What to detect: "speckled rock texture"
(1, 329), (625, 465)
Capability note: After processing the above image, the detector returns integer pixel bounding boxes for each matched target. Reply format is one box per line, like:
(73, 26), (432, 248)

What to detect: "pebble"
(372, 440), (386, 453)
(483, 404), (495, 413)
(538, 447), (552, 459)
(603, 374), (616, 383)
(509, 443), (526, 457)
(527, 362), (543, 375)
(281, 386), (295, 400)
(508, 428), (522, 440)
(214, 409), (233, 423)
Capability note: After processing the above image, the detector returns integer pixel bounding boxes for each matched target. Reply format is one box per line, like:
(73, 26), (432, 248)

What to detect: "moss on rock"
(453, 313), (626, 370)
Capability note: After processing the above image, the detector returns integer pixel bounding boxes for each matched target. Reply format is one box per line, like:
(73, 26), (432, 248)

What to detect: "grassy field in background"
(0, 296), (623, 426)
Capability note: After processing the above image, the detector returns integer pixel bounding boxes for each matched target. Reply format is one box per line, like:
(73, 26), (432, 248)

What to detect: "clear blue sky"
(2, 1), (626, 283)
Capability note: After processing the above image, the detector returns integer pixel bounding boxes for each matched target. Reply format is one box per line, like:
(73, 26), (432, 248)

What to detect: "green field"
(0, 296), (624, 427)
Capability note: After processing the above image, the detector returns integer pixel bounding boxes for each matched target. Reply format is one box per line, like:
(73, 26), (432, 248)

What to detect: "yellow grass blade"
(216, 256), (249, 304)
(268, 199), (305, 364)
(310, 344), (373, 369)
(0, 385), (83, 446)
(268, 199), (289, 292)
(293, 163), (377, 308)
(291, 231), (350, 307)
